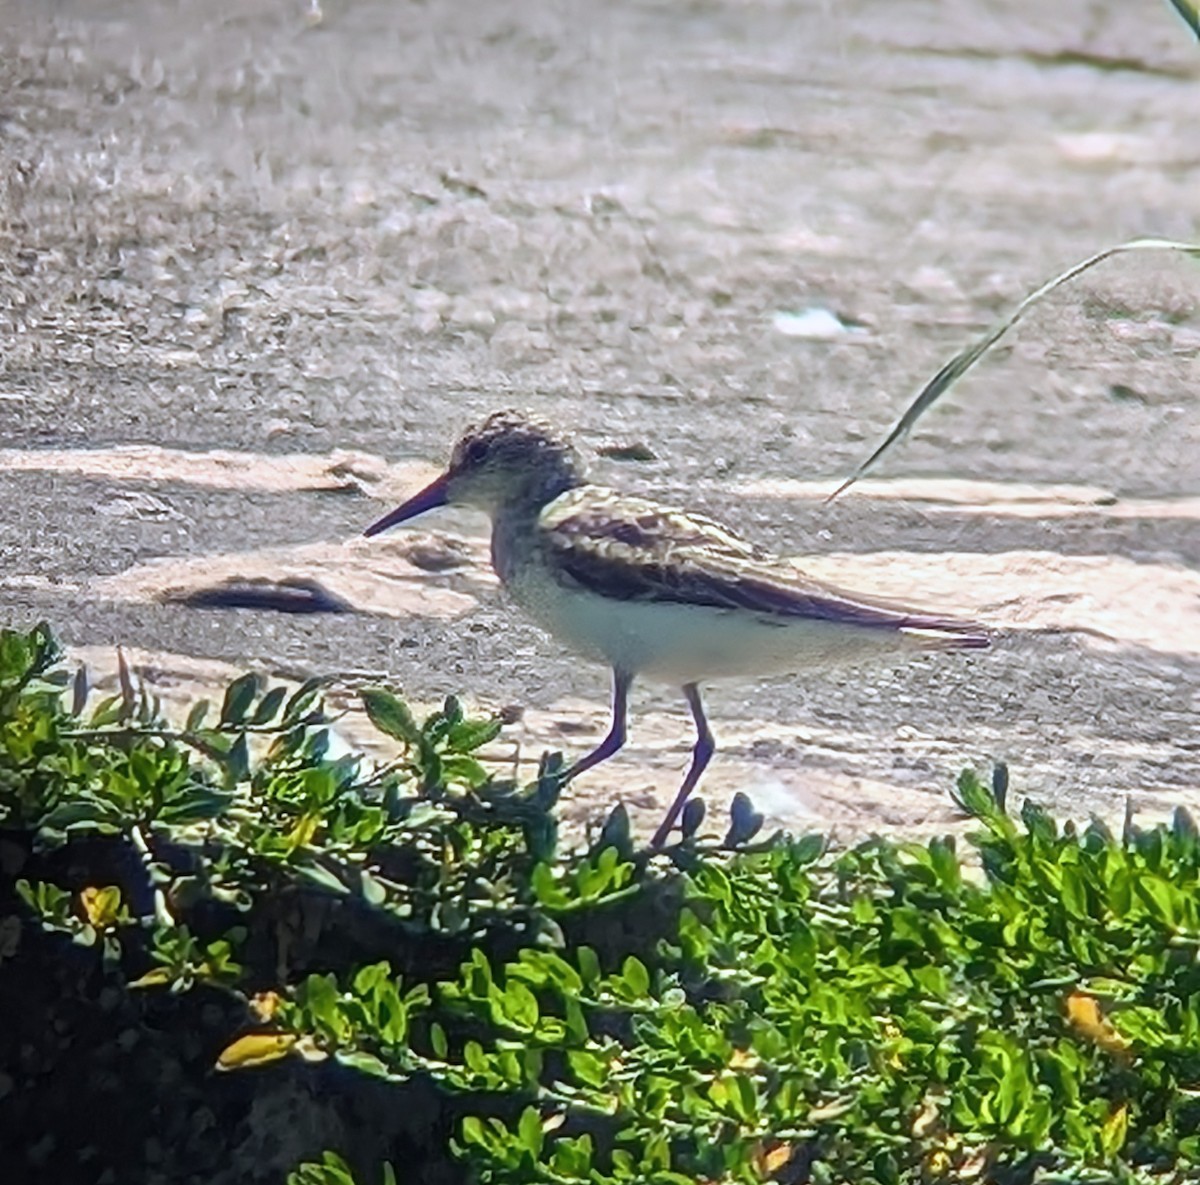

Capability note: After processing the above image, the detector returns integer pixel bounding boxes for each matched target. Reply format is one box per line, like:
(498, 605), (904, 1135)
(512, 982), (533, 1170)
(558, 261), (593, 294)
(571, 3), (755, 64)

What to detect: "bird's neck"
(490, 502), (539, 585)
(489, 477), (579, 584)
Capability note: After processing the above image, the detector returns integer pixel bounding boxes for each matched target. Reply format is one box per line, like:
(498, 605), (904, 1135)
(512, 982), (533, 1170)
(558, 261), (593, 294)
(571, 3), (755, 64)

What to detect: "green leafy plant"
(287, 1151), (397, 1185)
(4, 622), (1200, 1184)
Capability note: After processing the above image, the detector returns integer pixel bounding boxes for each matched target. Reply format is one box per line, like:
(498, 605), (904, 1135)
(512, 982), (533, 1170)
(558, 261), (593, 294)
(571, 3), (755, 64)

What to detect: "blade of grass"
(1165, 0), (1200, 40)
(827, 237), (1200, 502)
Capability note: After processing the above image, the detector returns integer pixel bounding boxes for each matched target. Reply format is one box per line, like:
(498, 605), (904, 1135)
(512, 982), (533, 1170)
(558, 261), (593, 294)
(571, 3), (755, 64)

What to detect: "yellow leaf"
(912, 1094), (941, 1138)
(1065, 992), (1132, 1063)
(728, 1047), (760, 1071)
(129, 967), (174, 989)
(881, 1020), (905, 1068)
(751, 1140), (796, 1178)
(80, 885), (122, 930)
(923, 1149), (952, 1179)
(287, 813), (320, 849)
(215, 1031), (298, 1071)
(807, 1098), (855, 1123)
(1100, 1102), (1129, 1159)
(249, 991), (283, 1022)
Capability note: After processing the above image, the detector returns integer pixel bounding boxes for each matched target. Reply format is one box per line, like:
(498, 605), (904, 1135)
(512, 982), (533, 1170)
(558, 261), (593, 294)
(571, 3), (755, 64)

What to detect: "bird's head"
(363, 409), (583, 536)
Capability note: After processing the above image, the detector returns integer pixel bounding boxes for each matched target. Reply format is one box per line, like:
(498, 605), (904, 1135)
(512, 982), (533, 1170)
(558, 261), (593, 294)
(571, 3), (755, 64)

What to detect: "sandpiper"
(365, 410), (989, 846)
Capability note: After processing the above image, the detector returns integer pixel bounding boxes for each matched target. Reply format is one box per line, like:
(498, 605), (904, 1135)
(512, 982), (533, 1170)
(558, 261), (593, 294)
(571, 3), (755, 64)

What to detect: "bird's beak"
(363, 471), (451, 537)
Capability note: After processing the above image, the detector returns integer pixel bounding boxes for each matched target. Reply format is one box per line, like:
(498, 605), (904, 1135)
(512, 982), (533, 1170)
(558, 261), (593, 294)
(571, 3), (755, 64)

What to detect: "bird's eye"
(465, 439), (489, 465)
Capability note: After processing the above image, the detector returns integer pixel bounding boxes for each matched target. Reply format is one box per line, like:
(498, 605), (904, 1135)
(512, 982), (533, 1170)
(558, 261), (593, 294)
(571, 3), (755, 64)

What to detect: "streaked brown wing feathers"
(541, 491), (988, 639)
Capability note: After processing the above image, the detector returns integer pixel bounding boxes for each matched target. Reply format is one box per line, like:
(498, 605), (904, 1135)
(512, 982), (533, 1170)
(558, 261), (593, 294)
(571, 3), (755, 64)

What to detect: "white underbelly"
(507, 571), (921, 684)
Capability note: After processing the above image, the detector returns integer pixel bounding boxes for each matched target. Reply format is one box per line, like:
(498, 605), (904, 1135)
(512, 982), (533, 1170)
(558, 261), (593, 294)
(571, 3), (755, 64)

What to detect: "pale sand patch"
(504, 702), (1199, 843)
(0, 443), (438, 502)
(560, 761), (970, 846)
(91, 532), (490, 621)
(795, 550), (1200, 659)
(736, 476), (1200, 521)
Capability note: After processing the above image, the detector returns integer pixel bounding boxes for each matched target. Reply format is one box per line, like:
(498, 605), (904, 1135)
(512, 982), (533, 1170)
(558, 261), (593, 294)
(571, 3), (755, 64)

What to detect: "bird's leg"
(650, 683), (714, 848)
(561, 669), (632, 783)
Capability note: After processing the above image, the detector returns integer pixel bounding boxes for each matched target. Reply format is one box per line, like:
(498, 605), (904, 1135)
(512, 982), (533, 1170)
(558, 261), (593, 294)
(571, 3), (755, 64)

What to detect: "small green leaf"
(88, 695), (125, 727)
(724, 792), (763, 846)
(377, 988), (409, 1046)
(501, 981), (539, 1031)
(334, 1049), (393, 1080)
(294, 861), (350, 895)
(594, 802), (633, 860)
(1135, 875), (1180, 928)
(991, 761), (1009, 811)
(792, 832), (825, 865)
(185, 699), (210, 732)
(282, 677), (325, 725)
(461, 1115), (487, 1148)
(39, 796), (126, 835)
(1173, 805), (1199, 845)
(156, 782), (233, 826)
(447, 716), (502, 752)
(361, 688), (420, 745)
(220, 673), (260, 726)
(70, 664), (89, 716)
(1059, 864), (1089, 920)
(116, 647), (136, 720)
(441, 754), (489, 789)
(463, 1040), (488, 1074)
(621, 955), (650, 998)
(251, 686), (288, 726)
(429, 1021), (448, 1060)
(225, 734), (251, 784)
(952, 767), (994, 818)
(518, 1106), (543, 1157)
(360, 871), (387, 907)
(1021, 798), (1057, 844)
(680, 796), (705, 839)
(577, 946), (600, 986)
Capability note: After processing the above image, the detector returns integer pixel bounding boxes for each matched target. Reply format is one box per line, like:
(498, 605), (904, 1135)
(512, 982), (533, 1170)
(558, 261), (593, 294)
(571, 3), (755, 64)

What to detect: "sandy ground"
(1, 0), (1198, 843)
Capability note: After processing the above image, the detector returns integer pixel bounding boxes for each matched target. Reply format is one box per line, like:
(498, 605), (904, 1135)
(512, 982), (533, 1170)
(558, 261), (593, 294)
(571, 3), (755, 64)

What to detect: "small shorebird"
(365, 410), (989, 846)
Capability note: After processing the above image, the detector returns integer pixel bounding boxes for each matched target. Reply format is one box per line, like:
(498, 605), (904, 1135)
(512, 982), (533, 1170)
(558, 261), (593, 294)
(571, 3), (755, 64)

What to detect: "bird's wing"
(539, 488), (989, 641)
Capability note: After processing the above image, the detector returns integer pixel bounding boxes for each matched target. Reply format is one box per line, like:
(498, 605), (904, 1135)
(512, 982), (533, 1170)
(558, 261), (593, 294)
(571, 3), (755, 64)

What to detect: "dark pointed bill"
(363, 471), (451, 537)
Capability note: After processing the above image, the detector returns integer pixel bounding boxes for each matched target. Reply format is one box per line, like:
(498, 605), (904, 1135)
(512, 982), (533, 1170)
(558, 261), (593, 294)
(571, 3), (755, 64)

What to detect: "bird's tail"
(901, 620), (992, 651)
